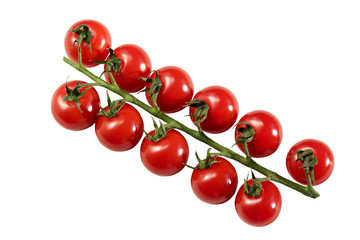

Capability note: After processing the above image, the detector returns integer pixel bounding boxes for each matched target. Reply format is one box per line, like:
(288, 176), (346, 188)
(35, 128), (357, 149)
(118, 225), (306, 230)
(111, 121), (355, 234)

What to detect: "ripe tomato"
(235, 180), (282, 227)
(104, 44), (152, 93)
(189, 86), (239, 134)
(286, 139), (334, 185)
(140, 129), (189, 176)
(235, 110), (283, 158)
(145, 66), (194, 113)
(95, 103), (144, 151)
(51, 80), (100, 131)
(64, 19), (112, 68)
(191, 157), (238, 204)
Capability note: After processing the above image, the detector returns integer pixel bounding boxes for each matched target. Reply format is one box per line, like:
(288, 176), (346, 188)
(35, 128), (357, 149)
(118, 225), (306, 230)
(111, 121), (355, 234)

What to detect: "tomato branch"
(63, 56), (320, 199)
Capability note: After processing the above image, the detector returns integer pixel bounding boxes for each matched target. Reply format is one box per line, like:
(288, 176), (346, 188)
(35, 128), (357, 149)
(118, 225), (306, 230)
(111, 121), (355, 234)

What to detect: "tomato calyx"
(63, 81), (93, 113)
(93, 48), (122, 77)
(92, 48), (121, 87)
(289, 149), (318, 185)
(145, 118), (173, 142)
(186, 99), (209, 132)
(244, 171), (270, 198)
(233, 121), (255, 160)
(98, 91), (125, 118)
(69, 24), (93, 52)
(186, 148), (220, 170)
(234, 121), (255, 144)
(139, 71), (163, 110)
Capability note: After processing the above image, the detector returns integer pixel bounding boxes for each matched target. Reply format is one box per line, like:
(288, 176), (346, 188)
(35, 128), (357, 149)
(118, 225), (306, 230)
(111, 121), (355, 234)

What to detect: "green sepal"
(63, 81), (92, 113)
(144, 118), (172, 142)
(290, 149), (318, 185)
(139, 71), (163, 109)
(69, 24), (93, 52)
(97, 91), (125, 118)
(186, 99), (209, 132)
(92, 48), (122, 78)
(233, 121), (255, 145)
(186, 99), (209, 124)
(243, 170), (270, 198)
(185, 148), (220, 170)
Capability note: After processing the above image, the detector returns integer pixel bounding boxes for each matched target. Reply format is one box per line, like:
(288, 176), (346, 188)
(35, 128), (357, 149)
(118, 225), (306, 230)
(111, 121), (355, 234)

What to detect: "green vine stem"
(63, 56), (320, 199)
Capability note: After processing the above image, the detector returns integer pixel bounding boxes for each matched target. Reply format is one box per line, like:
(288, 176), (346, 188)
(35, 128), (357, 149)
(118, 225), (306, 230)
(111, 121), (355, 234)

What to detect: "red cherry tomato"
(140, 129), (189, 176)
(95, 103), (144, 151)
(64, 19), (111, 68)
(104, 44), (152, 93)
(51, 80), (100, 131)
(189, 86), (239, 133)
(235, 180), (282, 227)
(286, 139), (334, 185)
(145, 66), (194, 113)
(235, 110), (283, 158)
(191, 157), (238, 204)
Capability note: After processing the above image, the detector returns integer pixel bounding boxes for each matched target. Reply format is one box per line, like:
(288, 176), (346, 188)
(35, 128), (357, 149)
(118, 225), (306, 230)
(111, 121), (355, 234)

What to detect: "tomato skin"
(104, 44), (152, 93)
(145, 66), (194, 113)
(286, 139), (334, 185)
(191, 158), (238, 204)
(95, 103), (144, 151)
(64, 19), (112, 68)
(140, 129), (189, 176)
(235, 180), (282, 227)
(235, 110), (283, 158)
(51, 81), (100, 131)
(189, 86), (239, 134)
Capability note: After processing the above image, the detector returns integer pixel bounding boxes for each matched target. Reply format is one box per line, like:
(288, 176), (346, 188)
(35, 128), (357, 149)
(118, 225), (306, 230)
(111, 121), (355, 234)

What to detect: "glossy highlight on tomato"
(189, 86), (239, 134)
(95, 103), (144, 151)
(51, 80), (100, 131)
(235, 180), (282, 227)
(64, 19), (111, 68)
(104, 44), (152, 93)
(286, 139), (334, 185)
(140, 129), (189, 176)
(191, 157), (238, 204)
(235, 110), (283, 158)
(145, 66), (194, 113)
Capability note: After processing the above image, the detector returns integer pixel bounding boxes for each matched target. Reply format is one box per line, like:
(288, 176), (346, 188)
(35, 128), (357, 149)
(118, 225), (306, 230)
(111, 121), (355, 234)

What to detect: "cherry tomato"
(286, 139), (334, 185)
(191, 157), (238, 204)
(145, 66), (194, 113)
(95, 103), (144, 151)
(104, 44), (152, 93)
(51, 80), (100, 131)
(140, 129), (189, 176)
(235, 180), (282, 227)
(235, 110), (283, 158)
(64, 19), (112, 68)
(189, 86), (239, 134)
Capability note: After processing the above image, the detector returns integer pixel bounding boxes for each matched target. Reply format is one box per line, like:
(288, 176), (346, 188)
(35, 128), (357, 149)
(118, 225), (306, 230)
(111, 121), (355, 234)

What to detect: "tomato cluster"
(53, 19), (334, 227)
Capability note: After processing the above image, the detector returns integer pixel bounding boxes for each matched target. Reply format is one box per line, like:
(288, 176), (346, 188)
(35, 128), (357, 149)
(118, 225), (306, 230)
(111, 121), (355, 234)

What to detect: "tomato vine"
(54, 20), (339, 227)
(62, 55), (320, 199)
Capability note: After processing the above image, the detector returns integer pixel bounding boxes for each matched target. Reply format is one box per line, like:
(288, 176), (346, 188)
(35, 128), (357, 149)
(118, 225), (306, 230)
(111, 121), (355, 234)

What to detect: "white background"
(0, 0), (359, 239)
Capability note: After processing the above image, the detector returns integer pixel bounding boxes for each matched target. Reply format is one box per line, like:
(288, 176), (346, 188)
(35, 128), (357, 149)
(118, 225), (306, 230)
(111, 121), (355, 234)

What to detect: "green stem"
(77, 41), (82, 67)
(305, 168), (317, 194)
(63, 56), (320, 199)
(242, 142), (251, 160)
(107, 70), (119, 88)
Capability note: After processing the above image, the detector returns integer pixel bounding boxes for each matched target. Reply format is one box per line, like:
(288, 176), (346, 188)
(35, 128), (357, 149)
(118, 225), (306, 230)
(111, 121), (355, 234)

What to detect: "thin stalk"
(242, 142), (252, 160)
(107, 70), (119, 88)
(77, 41), (82, 67)
(63, 56), (320, 199)
(305, 168), (318, 194)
